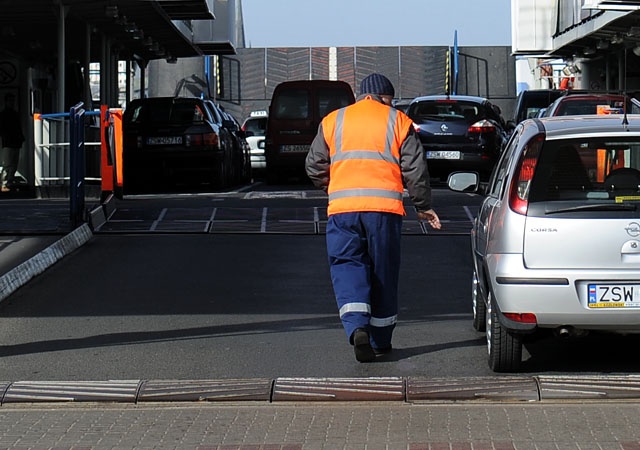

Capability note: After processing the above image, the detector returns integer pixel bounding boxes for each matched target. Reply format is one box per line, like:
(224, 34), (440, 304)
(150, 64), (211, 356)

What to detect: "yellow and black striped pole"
(445, 47), (450, 95)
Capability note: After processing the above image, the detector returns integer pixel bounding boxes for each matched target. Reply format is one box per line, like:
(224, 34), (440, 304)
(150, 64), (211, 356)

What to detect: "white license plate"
(280, 144), (309, 153)
(426, 150), (460, 160)
(587, 284), (640, 308)
(147, 136), (183, 145)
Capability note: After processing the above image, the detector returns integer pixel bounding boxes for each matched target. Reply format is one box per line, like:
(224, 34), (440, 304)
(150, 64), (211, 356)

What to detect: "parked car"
(541, 92), (640, 117)
(392, 99), (412, 113)
(241, 111), (268, 172)
(448, 114), (640, 372)
(122, 96), (232, 193)
(220, 109), (252, 184)
(406, 95), (510, 181)
(508, 89), (564, 127)
(203, 99), (236, 185)
(264, 80), (355, 184)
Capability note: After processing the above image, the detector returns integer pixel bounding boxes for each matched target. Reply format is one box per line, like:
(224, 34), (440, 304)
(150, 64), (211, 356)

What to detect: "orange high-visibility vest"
(322, 97), (413, 216)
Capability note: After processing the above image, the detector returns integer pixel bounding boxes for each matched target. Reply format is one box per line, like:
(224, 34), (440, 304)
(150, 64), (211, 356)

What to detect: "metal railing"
(33, 109), (101, 188)
(33, 103), (101, 226)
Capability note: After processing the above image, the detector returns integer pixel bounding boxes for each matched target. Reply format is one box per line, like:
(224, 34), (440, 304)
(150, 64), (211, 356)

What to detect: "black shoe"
(373, 345), (392, 355)
(352, 328), (375, 363)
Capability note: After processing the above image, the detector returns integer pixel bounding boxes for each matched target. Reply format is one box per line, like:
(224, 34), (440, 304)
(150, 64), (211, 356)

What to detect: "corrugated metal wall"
(231, 45), (516, 123)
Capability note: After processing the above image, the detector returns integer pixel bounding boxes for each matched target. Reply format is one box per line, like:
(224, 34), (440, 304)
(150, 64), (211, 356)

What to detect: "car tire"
(486, 292), (522, 372)
(472, 271), (486, 332)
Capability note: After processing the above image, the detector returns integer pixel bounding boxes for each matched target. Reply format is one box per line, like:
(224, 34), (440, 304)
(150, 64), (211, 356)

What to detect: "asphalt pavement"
(2, 191), (640, 449)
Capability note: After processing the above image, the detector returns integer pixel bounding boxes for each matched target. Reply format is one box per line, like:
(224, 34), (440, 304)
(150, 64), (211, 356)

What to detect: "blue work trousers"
(326, 211), (402, 349)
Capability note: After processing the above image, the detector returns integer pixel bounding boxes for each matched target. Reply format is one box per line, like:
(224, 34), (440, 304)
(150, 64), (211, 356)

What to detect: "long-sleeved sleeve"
(305, 123), (331, 192)
(399, 128), (432, 211)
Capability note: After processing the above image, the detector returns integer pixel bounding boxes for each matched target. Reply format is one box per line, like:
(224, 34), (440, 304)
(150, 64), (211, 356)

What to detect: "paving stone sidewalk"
(1, 401), (640, 449)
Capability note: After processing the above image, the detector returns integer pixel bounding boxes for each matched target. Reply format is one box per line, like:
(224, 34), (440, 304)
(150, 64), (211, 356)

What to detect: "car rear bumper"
(264, 147), (308, 172)
(487, 253), (640, 330)
(123, 149), (226, 188)
(422, 147), (498, 178)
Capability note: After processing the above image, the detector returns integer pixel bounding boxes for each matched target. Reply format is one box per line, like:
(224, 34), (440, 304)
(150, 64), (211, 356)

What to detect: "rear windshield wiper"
(545, 203), (637, 215)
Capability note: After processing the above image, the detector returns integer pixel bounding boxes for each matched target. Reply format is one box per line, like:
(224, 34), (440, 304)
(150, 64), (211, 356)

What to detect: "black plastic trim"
(496, 277), (569, 285)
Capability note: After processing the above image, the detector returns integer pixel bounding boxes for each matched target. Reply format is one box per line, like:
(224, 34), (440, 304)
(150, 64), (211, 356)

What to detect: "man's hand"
(417, 209), (441, 229)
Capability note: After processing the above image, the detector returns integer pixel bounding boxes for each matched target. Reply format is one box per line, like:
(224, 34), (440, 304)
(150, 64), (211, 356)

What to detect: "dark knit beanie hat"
(359, 73), (395, 97)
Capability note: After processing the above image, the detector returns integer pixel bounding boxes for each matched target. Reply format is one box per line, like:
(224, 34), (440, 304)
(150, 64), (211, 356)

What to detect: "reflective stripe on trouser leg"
(326, 212), (402, 345)
(362, 212), (402, 349)
(326, 213), (372, 342)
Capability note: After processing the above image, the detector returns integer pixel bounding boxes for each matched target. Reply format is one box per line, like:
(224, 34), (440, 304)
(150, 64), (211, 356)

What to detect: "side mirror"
(447, 171), (479, 193)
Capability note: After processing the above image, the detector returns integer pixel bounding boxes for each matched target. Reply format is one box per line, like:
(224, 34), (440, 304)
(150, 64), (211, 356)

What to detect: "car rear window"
(529, 137), (640, 205)
(273, 88), (310, 120)
(556, 99), (627, 116)
(408, 100), (482, 123)
(126, 100), (206, 125)
(317, 88), (353, 118)
(244, 117), (267, 135)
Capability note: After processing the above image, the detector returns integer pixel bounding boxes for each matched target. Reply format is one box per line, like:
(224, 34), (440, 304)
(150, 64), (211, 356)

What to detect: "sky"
(241, 0), (512, 48)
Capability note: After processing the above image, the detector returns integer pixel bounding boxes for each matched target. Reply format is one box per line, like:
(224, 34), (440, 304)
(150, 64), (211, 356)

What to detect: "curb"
(1, 375), (640, 404)
(0, 223), (93, 303)
(0, 196), (113, 303)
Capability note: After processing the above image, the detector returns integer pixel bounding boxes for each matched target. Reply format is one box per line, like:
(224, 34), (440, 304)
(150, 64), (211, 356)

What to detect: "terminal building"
(0, 0), (244, 196)
(514, 0), (640, 92)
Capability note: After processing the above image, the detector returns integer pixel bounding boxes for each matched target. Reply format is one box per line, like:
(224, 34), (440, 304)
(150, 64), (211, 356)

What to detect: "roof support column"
(100, 35), (111, 106)
(111, 48), (119, 106)
(140, 60), (147, 99)
(619, 49), (626, 91)
(125, 60), (131, 107)
(57, 2), (68, 112)
(606, 55), (612, 91)
(84, 23), (92, 108)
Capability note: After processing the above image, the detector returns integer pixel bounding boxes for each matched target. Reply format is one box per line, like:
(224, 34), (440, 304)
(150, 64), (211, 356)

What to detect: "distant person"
(305, 73), (441, 363)
(560, 76), (574, 90)
(0, 92), (24, 192)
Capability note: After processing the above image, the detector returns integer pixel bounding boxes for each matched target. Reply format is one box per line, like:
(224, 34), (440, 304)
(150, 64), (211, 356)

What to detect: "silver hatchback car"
(449, 114), (640, 372)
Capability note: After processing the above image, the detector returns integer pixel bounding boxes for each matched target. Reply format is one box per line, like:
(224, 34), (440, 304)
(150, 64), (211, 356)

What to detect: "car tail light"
(509, 134), (544, 215)
(468, 119), (495, 133)
(503, 312), (537, 324)
(185, 132), (219, 148)
(202, 132), (219, 147)
(412, 122), (421, 133)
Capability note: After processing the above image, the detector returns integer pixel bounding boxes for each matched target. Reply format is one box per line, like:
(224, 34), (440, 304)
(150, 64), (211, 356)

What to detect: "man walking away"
(305, 73), (441, 363)
(0, 92), (25, 192)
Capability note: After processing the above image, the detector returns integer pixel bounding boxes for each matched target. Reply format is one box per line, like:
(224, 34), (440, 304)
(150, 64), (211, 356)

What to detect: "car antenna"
(623, 47), (629, 127)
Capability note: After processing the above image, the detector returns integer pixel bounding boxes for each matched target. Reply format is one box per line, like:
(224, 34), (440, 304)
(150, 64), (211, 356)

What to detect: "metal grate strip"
(537, 375), (640, 400)
(2, 380), (141, 403)
(272, 377), (405, 401)
(138, 379), (273, 402)
(407, 377), (540, 402)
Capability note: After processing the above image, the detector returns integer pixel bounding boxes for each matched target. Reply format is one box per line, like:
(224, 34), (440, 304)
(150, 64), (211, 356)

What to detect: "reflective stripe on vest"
(323, 99), (410, 216)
